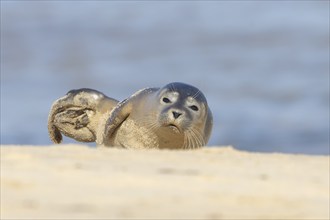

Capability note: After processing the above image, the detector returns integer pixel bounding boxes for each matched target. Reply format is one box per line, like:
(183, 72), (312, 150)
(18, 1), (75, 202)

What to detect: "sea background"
(1, 1), (329, 155)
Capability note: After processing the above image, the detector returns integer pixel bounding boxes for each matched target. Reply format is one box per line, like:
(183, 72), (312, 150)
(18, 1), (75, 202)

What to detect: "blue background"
(1, 1), (329, 154)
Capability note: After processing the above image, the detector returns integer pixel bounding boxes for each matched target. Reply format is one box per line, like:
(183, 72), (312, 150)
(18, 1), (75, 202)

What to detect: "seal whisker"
(187, 128), (204, 149)
(184, 133), (191, 150)
(192, 90), (201, 99)
(183, 133), (188, 149)
(184, 130), (196, 150)
(195, 128), (206, 147)
(183, 131), (189, 149)
(191, 131), (200, 149)
(135, 114), (160, 132)
(170, 83), (176, 93)
(187, 134), (193, 149)
(186, 131), (194, 150)
(195, 129), (204, 147)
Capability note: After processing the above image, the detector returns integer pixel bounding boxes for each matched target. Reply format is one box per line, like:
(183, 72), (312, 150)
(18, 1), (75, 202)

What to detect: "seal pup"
(48, 82), (213, 149)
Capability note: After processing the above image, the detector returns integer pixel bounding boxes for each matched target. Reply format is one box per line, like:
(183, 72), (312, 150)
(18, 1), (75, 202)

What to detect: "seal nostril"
(172, 111), (182, 119)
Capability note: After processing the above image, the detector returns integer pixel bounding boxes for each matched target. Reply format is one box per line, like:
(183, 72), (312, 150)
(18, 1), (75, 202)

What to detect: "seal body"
(48, 82), (213, 149)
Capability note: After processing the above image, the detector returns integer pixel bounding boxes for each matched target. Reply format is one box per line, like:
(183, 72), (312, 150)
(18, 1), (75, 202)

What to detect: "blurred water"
(1, 1), (329, 154)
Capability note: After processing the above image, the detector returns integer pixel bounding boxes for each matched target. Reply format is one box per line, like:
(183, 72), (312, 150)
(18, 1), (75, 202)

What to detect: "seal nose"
(172, 111), (182, 119)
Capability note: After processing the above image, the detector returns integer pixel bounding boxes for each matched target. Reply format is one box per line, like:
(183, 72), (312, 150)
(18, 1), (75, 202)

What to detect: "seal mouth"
(167, 123), (181, 133)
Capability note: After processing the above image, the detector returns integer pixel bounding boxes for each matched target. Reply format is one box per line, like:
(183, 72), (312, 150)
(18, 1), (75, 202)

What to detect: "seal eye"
(190, 105), (199, 111)
(162, 97), (171, 104)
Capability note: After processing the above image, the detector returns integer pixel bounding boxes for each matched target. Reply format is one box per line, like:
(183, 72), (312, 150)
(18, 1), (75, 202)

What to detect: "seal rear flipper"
(48, 88), (118, 144)
(52, 107), (95, 142)
(48, 124), (63, 144)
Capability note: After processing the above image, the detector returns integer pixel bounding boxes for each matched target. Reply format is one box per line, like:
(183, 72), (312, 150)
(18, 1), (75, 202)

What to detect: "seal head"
(154, 82), (213, 149)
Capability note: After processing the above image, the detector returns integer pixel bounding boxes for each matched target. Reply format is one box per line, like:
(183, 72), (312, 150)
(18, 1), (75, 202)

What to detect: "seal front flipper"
(96, 88), (154, 147)
(96, 98), (132, 147)
(48, 88), (118, 144)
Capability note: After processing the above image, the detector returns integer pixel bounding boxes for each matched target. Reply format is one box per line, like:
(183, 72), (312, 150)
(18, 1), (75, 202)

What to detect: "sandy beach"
(1, 145), (329, 219)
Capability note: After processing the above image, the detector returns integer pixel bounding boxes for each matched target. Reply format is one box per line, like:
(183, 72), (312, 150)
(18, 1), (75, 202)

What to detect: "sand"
(1, 145), (329, 220)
